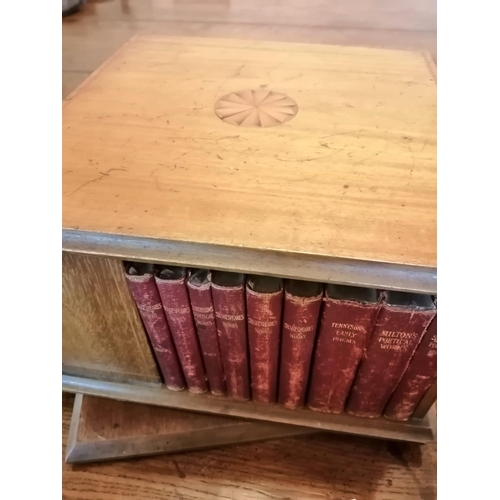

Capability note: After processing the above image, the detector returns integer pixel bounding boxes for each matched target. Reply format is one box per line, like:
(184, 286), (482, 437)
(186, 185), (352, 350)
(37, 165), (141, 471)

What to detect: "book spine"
(187, 278), (227, 396)
(246, 285), (283, 404)
(124, 273), (185, 391)
(278, 289), (323, 409)
(155, 275), (208, 394)
(307, 299), (380, 413)
(384, 315), (437, 421)
(211, 282), (250, 401)
(346, 306), (436, 418)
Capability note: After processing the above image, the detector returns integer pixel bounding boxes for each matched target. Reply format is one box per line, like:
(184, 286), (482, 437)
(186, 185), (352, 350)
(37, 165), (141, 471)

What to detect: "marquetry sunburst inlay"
(214, 90), (298, 128)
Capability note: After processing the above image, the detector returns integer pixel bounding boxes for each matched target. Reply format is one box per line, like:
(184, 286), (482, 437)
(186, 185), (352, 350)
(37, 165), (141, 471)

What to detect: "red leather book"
(124, 262), (185, 391)
(346, 292), (436, 418)
(246, 276), (284, 404)
(187, 269), (227, 396)
(211, 272), (250, 401)
(384, 312), (437, 421)
(307, 285), (380, 414)
(278, 280), (323, 410)
(155, 266), (208, 394)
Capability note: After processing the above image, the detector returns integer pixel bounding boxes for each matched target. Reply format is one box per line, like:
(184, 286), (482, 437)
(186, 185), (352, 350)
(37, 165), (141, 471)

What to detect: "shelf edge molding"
(62, 374), (436, 443)
(62, 230), (437, 294)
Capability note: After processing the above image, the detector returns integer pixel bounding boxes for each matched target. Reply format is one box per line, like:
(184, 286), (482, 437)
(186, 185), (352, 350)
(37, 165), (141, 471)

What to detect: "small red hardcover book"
(124, 262), (185, 391)
(246, 275), (284, 404)
(307, 285), (380, 414)
(211, 272), (250, 401)
(384, 311), (437, 421)
(278, 280), (323, 410)
(187, 269), (226, 396)
(346, 292), (436, 418)
(155, 266), (208, 394)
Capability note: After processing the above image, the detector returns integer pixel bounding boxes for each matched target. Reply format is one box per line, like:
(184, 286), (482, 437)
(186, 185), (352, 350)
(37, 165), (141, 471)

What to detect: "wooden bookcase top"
(63, 36), (436, 292)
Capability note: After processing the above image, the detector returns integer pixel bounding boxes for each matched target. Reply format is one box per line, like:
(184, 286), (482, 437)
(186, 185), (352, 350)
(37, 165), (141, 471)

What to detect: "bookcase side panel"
(62, 252), (161, 384)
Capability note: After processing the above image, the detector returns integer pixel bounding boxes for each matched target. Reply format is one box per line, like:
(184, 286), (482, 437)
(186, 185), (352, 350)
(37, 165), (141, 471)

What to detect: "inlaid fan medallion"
(214, 90), (298, 128)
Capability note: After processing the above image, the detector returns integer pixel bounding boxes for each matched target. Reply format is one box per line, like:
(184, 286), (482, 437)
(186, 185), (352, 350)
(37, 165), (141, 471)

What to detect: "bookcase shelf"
(63, 374), (436, 444)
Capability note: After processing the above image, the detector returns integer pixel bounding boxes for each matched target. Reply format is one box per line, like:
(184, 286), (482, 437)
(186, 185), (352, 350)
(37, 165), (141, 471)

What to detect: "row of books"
(124, 263), (437, 421)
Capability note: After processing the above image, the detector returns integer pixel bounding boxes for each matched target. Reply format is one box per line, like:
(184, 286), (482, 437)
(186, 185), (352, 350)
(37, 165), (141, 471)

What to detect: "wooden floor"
(62, 393), (436, 499)
(62, 0), (436, 99)
(62, 1), (436, 498)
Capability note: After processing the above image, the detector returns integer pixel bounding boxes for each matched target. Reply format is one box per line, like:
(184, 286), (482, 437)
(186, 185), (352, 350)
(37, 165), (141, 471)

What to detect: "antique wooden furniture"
(63, 36), (436, 444)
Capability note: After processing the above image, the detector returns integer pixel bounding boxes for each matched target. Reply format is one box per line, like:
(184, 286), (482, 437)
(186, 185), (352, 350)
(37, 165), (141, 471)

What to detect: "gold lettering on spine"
(138, 303), (162, 312)
(380, 330), (418, 340)
(332, 337), (355, 344)
(284, 322), (314, 340)
(193, 313), (212, 321)
(331, 322), (365, 343)
(215, 313), (245, 321)
(196, 320), (213, 326)
(377, 330), (418, 351)
(192, 306), (214, 327)
(284, 323), (314, 333)
(165, 307), (191, 315)
(331, 323), (365, 332)
(248, 318), (278, 327)
(153, 346), (171, 354)
(137, 302), (163, 320)
(193, 311), (213, 327)
(249, 318), (278, 338)
(192, 305), (213, 314)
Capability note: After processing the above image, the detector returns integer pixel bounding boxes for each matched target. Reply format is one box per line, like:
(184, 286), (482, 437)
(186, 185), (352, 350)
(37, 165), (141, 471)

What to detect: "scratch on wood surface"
(232, 64), (245, 77)
(178, 152), (188, 159)
(199, 458), (218, 475)
(275, 154), (331, 163)
(356, 153), (380, 165)
(81, 417), (106, 441)
(214, 79), (229, 100)
(172, 460), (186, 479)
(65, 168), (127, 197)
(282, 73), (303, 82)
(92, 431), (106, 441)
(320, 129), (364, 139)
(218, 135), (242, 141)
(288, 174), (319, 183)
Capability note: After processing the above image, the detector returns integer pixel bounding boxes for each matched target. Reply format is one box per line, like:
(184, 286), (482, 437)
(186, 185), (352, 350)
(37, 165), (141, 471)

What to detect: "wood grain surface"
(63, 35), (436, 270)
(66, 394), (316, 463)
(62, 252), (161, 384)
(62, 393), (437, 499)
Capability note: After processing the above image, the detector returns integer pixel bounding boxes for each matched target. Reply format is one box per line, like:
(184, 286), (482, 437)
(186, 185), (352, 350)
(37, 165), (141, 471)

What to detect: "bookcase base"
(63, 374), (436, 444)
(66, 394), (316, 464)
